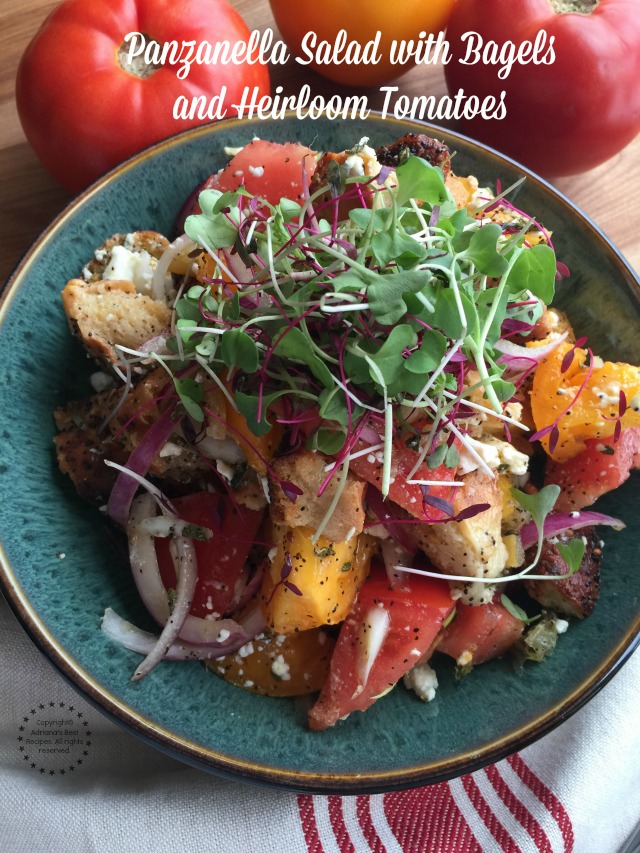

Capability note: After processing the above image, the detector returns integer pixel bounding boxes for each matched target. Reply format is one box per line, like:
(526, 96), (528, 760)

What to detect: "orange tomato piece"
(530, 341), (640, 461)
(207, 627), (335, 697)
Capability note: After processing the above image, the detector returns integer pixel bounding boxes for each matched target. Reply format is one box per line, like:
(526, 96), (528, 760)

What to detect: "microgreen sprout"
(110, 152), (559, 528)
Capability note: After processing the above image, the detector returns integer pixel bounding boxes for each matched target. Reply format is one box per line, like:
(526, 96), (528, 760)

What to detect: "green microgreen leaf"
(433, 287), (478, 339)
(512, 485), (560, 530)
(371, 230), (427, 268)
(460, 223), (509, 277)
(396, 156), (450, 207)
(220, 330), (259, 373)
(427, 442), (447, 469)
(174, 378), (204, 423)
(500, 594), (540, 625)
(307, 428), (346, 455)
(404, 329), (447, 374)
(184, 191), (241, 250)
(273, 327), (333, 388)
(234, 391), (280, 436)
(367, 270), (431, 325)
(507, 243), (556, 303)
(366, 325), (417, 388)
(556, 539), (586, 576)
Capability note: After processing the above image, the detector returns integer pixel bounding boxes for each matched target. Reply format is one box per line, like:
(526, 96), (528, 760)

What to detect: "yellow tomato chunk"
(207, 628), (335, 697)
(261, 526), (376, 633)
(530, 342), (640, 461)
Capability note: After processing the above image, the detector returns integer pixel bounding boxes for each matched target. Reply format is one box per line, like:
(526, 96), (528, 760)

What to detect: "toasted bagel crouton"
(269, 450), (366, 543)
(61, 279), (171, 365)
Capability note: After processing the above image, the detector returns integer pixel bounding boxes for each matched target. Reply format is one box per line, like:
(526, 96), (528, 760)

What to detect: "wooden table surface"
(2, 0), (639, 287)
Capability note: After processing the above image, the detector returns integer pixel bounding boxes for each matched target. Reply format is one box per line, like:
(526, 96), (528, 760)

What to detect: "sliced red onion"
(520, 511), (626, 550)
(151, 234), (196, 301)
(106, 407), (178, 528)
(101, 608), (255, 662)
(494, 330), (568, 363)
(138, 334), (170, 355)
(128, 494), (172, 626)
(359, 425), (382, 445)
(233, 561), (267, 613)
(132, 533), (198, 680)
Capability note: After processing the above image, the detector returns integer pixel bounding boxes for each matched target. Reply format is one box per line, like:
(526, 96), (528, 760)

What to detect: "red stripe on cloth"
(507, 754), (575, 853)
(383, 783), (483, 853)
(329, 796), (357, 853)
(462, 774), (521, 853)
(297, 794), (325, 853)
(485, 764), (553, 853)
(357, 795), (387, 853)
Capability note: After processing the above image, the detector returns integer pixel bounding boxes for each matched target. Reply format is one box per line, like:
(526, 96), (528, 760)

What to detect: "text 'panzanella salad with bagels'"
(55, 133), (640, 730)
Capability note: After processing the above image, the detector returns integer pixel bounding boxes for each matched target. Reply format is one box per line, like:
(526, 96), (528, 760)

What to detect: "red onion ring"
(106, 408), (178, 528)
(101, 608), (254, 661)
(493, 330), (569, 363)
(520, 511), (626, 550)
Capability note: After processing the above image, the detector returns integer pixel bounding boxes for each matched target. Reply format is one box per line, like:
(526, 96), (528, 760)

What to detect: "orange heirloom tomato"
(16, 0), (270, 192)
(268, 0), (455, 87)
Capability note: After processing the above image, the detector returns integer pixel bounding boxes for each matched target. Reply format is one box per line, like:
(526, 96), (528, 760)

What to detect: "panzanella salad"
(55, 134), (640, 729)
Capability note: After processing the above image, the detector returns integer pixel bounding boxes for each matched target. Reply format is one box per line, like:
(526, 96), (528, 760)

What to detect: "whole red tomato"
(16, 0), (270, 192)
(268, 0), (455, 87)
(444, 0), (640, 177)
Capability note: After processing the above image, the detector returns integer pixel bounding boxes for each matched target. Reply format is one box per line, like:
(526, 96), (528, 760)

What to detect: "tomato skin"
(202, 139), (317, 206)
(444, 0), (640, 177)
(308, 563), (454, 730)
(349, 439), (458, 520)
(156, 492), (264, 619)
(544, 427), (640, 511)
(268, 0), (455, 87)
(16, 0), (270, 192)
(436, 599), (524, 666)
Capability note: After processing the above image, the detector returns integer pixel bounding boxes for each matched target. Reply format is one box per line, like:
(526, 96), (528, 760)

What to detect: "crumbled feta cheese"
(89, 371), (116, 392)
(102, 245), (158, 294)
(457, 435), (529, 477)
(159, 441), (183, 458)
(94, 247), (107, 262)
(217, 629), (231, 643)
(457, 650), (473, 667)
(248, 165), (264, 177)
(554, 617), (569, 634)
(592, 383), (622, 408)
(238, 642), (254, 658)
(271, 654), (291, 681)
(343, 153), (365, 176)
(215, 458), (235, 481)
(403, 662), (438, 702)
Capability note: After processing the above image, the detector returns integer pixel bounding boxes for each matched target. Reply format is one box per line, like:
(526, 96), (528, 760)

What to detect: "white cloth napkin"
(1, 593), (638, 853)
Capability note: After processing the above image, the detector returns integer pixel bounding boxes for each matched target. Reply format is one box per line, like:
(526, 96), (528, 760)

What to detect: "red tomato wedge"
(436, 599), (524, 666)
(349, 439), (458, 520)
(156, 492), (264, 619)
(202, 139), (317, 206)
(544, 427), (640, 512)
(308, 563), (454, 730)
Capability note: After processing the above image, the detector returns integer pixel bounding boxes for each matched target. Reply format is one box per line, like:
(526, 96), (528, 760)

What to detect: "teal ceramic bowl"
(1, 115), (638, 794)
